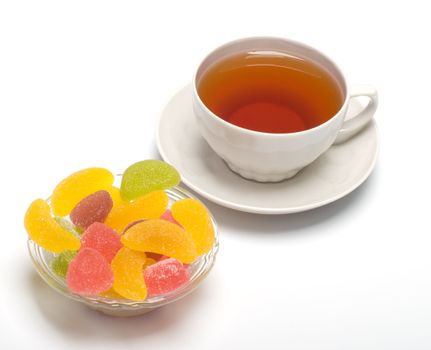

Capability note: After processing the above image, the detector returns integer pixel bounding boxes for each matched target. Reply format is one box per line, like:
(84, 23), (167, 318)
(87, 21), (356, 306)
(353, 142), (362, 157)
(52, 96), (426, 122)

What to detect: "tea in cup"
(192, 37), (378, 182)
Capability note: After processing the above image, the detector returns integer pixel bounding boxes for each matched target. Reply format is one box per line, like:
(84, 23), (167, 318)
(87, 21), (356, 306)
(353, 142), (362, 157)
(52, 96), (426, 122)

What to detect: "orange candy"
(171, 199), (215, 255)
(121, 219), (198, 264)
(105, 191), (168, 232)
(51, 168), (114, 216)
(25, 199), (81, 253)
(111, 247), (148, 301)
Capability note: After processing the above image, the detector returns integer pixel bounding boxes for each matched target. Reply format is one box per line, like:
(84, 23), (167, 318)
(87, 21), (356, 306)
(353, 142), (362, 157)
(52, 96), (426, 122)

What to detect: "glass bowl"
(27, 186), (219, 317)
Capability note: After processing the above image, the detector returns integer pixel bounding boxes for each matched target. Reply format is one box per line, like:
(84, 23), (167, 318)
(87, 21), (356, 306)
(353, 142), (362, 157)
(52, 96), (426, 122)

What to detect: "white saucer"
(156, 85), (379, 214)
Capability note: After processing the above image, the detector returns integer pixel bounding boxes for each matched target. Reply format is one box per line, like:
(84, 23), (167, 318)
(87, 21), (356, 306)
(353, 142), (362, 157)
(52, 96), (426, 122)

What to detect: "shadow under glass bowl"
(28, 186), (219, 317)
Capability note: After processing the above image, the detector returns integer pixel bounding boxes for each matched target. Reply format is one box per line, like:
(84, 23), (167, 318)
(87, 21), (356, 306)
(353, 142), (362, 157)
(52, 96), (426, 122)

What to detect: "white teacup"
(192, 37), (378, 182)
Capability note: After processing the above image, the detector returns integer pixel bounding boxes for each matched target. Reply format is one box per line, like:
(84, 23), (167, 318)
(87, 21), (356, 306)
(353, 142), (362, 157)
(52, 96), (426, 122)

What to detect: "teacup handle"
(334, 85), (378, 145)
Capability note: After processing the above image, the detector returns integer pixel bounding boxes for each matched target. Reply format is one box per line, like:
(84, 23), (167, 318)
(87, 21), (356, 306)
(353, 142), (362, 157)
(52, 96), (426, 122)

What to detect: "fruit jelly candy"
(105, 190), (168, 232)
(70, 190), (113, 230)
(120, 160), (180, 201)
(123, 219), (146, 234)
(51, 167), (114, 216)
(51, 250), (77, 278)
(99, 288), (124, 299)
(111, 247), (147, 301)
(121, 219), (197, 264)
(160, 209), (181, 227)
(66, 248), (114, 295)
(171, 199), (215, 255)
(55, 216), (82, 235)
(144, 258), (189, 297)
(24, 199), (81, 253)
(105, 186), (122, 206)
(81, 222), (122, 262)
(143, 258), (157, 268)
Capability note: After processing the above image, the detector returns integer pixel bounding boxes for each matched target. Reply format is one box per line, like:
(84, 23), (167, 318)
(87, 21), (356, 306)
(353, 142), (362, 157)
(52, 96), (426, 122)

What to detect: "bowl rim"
(27, 185), (219, 311)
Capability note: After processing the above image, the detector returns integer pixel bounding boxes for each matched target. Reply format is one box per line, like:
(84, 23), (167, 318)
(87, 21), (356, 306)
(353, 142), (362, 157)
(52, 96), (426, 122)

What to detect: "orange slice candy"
(171, 199), (215, 255)
(121, 219), (197, 264)
(105, 191), (168, 232)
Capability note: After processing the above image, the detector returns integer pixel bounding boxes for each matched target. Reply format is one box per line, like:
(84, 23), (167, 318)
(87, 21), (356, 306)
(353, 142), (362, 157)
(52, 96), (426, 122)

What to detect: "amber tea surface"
(197, 50), (344, 133)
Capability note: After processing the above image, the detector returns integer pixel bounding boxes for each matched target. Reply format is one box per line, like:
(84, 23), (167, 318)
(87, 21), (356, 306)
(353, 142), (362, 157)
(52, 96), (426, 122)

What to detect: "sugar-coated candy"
(111, 247), (147, 301)
(144, 258), (190, 296)
(25, 199), (81, 253)
(122, 219), (145, 234)
(70, 190), (113, 230)
(55, 216), (82, 235)
(171, 199), (215, 255)
(81, 222), (122, 262)
(105, 186), (122, 206)
(121, 219), (197, 264)
(120, 160), (180, 201)
(51, 168), (114, 216)
(160, 209), (181, 227)
(51, 250), (77, 278)
(66, 248), (114, 295)
(144, 258), (157, 268)
(99, 288), (124, 299)
(105, 191), (168, 232)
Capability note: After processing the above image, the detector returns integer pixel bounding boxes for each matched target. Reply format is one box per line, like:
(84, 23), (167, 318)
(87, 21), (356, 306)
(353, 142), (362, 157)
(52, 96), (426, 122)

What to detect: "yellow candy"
(105, 186), (122, 206)
(105, 190), (168, 232)
(99, 288), (124, 299)
(121, 219), (197, 264)
(24, 199), (81, 253)
(143, 258), (156, 269)
(111, 247), (147, 301)
(171, 199), (215, 255)
(51, 168), (114, 216)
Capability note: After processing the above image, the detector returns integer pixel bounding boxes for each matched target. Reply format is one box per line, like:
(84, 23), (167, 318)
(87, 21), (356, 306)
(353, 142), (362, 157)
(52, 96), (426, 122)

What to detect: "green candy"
(120, 160), (180, 200)
(54, 216), (83, 235)
(51, 250), (77, 278)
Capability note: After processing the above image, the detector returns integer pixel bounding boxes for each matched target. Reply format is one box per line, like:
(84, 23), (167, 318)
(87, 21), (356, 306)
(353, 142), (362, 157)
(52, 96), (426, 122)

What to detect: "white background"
(1, 0), (430, 349)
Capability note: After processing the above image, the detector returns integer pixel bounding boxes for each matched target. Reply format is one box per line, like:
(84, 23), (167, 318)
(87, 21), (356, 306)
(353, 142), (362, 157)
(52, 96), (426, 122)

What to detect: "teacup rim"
(192, 36), (350, 138)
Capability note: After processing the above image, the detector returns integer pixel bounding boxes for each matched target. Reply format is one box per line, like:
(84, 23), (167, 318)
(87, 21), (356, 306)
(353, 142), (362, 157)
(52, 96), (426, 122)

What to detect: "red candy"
(160, 209), (181, 227)
(66, 248), (114, 295)
(81, 222), (122, 262)
(70, 190), (113, 230)
(144, 258), (190, 296)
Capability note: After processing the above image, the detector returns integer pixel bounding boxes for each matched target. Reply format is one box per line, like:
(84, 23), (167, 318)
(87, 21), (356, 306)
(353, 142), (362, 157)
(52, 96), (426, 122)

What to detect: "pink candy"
(144, 258), (190, 296)
(80, 222), (122, 262)
(66, 248), (113, 295)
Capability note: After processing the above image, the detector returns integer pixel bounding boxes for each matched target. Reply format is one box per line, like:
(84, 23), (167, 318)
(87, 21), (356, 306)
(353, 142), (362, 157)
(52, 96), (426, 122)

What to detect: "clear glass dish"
(27, 186), (219, 317)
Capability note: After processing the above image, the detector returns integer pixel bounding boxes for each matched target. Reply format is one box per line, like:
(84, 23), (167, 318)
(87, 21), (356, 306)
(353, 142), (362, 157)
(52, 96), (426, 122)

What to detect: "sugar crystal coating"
(144, 258), (189, 296)
(25, 199), (81, 253)
(51, 250), (77, 278)
(111, 247), (147, 301)
(66, 248), (114, 295)
(51, 168), (114, 216)
(171, 199), (215, 255)
(120, 160), (180, 200)
(70, 190), (113, 230)
(80, 222), (122, 262)
(105, 190), (168, 232)
(121, 219), (198, 264)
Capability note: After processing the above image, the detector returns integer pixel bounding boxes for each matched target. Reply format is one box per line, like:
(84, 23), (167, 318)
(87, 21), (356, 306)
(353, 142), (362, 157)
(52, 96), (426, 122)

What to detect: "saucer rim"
(156, 85), (379, 215)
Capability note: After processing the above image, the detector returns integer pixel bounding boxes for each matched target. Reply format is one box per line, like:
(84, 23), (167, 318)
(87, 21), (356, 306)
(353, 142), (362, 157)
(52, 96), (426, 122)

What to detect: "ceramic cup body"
(192, 37), (377, 182)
